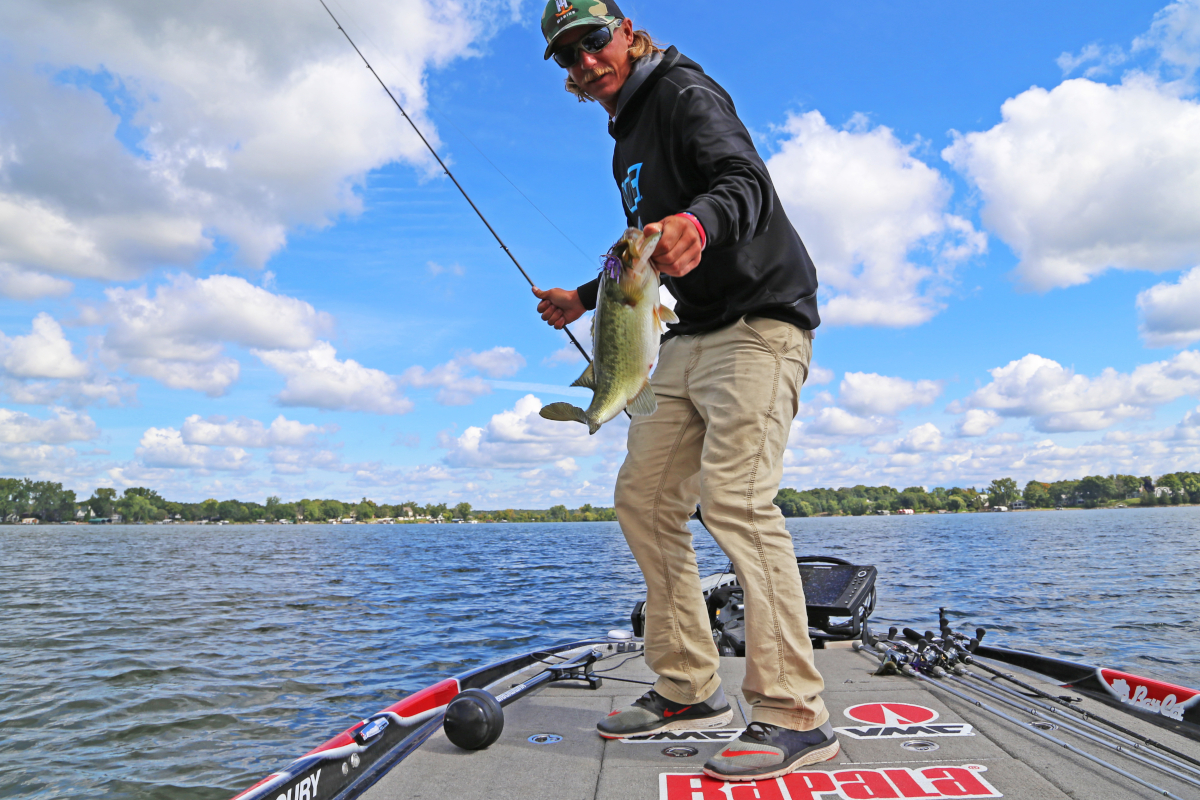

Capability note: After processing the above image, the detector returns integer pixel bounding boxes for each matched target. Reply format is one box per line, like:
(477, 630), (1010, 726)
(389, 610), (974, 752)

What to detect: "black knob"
(444, 689), (505, 750)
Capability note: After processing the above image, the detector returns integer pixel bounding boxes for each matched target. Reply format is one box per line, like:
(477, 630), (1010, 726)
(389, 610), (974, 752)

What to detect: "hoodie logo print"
(621, 163), (643, 215)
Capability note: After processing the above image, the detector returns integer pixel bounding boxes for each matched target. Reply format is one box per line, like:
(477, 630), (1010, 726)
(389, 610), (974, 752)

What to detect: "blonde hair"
(564, 28), (666, 103)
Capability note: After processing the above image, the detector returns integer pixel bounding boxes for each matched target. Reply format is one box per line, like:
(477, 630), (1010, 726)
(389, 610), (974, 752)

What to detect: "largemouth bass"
(540, 227), (676, 434)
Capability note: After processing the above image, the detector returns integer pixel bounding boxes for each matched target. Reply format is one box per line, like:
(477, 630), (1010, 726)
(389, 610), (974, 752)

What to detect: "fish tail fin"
(540, 402), (590, 427)
(627, 382), (658, 416)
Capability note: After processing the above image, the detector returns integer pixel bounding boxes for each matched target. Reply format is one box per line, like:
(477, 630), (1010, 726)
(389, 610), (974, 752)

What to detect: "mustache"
(581, 66), (615, 83)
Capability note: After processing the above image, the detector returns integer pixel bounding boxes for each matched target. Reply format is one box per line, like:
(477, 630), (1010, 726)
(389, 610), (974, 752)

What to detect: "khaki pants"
(614, 315), (827, 731)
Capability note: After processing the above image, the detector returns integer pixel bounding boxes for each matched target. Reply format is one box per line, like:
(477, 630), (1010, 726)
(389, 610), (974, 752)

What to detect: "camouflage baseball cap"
(541, 0), (625, 60)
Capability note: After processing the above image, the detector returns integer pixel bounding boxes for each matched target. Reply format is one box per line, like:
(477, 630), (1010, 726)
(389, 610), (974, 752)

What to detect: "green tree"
(1076, 475), (1115, 507)
(201, 498), (219, 520)
(356, 498), (377, 521)
(1022, 481), (1050, 508)
(548, 504), (569, 521)
(87, 487), (118, 519)
(454, 501), (473, 520)
(120, 493), (157, 522)
(946, 495), (966, 513)
(217, 500), (248, 521)
(986, 478), (1018, 507)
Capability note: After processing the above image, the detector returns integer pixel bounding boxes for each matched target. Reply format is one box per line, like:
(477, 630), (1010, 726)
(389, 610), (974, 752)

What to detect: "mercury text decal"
(834, 702), (974, 740)
(275, 769), (320, 800)
(660, 765), (1001, 800)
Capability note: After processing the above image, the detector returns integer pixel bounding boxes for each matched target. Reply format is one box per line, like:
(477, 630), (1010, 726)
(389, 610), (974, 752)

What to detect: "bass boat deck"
(359, 643), (1200, 800)
(231, 559), (1200, 800)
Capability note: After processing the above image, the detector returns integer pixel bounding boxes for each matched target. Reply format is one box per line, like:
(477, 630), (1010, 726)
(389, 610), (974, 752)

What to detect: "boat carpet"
(361, 645), (1200, 799)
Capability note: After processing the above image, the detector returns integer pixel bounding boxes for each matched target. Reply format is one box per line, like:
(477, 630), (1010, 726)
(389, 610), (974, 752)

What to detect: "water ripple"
(1, 508), (1197, 799)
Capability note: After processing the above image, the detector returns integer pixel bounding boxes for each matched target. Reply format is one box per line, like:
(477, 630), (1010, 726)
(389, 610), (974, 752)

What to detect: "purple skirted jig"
(601, 253), (622, 281)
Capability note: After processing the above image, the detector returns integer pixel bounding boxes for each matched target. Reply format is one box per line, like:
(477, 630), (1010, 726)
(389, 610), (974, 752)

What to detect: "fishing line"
(318, 0), (591, 364)
(324, 0), (597, 269)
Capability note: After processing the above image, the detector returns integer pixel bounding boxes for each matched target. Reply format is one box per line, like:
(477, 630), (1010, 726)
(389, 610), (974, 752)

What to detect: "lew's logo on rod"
(833, 702), (975, 740)
(661, 765), (1002, 800)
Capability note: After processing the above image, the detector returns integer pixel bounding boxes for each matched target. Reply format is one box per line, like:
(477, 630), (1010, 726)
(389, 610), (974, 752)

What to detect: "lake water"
(2, 507), (1197, 799)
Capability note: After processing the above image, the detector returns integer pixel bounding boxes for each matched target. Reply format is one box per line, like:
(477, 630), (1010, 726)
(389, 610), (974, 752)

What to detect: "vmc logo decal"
(834, 702), (975, 740)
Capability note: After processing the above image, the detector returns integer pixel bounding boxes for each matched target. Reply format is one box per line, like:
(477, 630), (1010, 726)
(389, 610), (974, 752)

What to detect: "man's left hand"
(644, 215), (702, 278)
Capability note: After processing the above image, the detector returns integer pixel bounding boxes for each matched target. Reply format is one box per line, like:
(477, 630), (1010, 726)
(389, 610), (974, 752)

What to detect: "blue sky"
(1, 0), (1199, 506)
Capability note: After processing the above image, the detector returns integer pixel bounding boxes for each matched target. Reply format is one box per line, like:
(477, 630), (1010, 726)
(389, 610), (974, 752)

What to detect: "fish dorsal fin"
(627, 382), (658, 416)
(571, 363), (596, 389)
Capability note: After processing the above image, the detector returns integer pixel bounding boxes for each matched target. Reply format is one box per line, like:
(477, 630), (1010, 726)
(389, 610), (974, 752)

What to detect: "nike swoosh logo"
(662, 706), (693, 717)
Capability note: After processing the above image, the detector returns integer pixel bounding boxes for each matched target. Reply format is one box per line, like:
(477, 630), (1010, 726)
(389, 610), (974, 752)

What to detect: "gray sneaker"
(703, 720), (840, 780)
(597, 687), (733, 739)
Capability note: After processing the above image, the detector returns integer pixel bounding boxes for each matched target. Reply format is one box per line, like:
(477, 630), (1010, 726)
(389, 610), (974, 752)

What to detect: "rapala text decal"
(660, 765), (1001, 800)
(619, 728), (744, 743)
(834, 702), (974, 740)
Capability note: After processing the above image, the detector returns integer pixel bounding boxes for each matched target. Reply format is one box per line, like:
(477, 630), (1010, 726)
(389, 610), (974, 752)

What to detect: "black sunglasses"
(552, 20), (621, 69)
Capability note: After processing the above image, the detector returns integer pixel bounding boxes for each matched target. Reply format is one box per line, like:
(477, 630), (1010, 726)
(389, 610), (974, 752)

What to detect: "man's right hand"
(532, 286), (585, 330)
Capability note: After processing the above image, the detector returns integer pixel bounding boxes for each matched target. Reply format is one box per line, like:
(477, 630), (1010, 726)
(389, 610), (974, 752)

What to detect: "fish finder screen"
(798, 565), (854, 606)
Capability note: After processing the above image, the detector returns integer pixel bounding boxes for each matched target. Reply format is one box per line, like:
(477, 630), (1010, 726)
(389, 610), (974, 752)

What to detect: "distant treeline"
(773, 472), (1200, 517)
(2, 471), (1196, 524)
(0, 478), (618, 524)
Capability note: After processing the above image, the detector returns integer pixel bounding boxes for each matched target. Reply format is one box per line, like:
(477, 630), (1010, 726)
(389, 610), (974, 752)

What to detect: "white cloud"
(268, 448), (351, 475)
(767, 111), (985, 327)
(795, 407), (900, 445)
(952, 351), (1200, 432)
(1137, 266), (1200, 347)
(254, 341), (413, 414)
(806, 361), (834, 386)
(1057, 43), (1128, 78)
(838, 371), (942, 416)
(443, 394), (600, 468)
(870, 423), (945, 455)
(0, 264), (73, 300)
(0, 406), (98, 444)
(945, 78), (1200, 290)
(544, 319), (593, 367)
(181, 414), (329, 448)
(1, 374), (134, 408)
(94, 274), (332, 395)
(0, 1), (509, 278)
(136, 427), (251, 471)
(1133, 0), (1200, 83)
(401, 347), (526, 405)
(954, 409), (1003, 438)
(0, 313), (88, 379)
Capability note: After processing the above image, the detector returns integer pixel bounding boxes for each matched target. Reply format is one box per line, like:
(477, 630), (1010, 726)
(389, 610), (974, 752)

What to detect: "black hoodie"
(575, 47), (820, 338)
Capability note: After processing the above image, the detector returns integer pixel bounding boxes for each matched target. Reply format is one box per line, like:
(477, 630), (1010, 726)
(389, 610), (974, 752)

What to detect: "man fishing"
(532, 1), (836, 782)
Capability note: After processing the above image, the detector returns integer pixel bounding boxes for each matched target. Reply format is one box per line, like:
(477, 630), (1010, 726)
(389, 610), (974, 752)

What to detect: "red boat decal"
(305, 678), (461, 755)
(229, 774), (284, 800)
(1098, 669), (1200, 723)
(661, 765), (1001, 800)
(843, 702), (938, 725)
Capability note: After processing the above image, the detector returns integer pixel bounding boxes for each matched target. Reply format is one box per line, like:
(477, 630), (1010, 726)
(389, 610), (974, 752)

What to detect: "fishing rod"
(919, 611), (1200, 773)
(895, 629), (1200, 787)
(317, 0), (591, 364)
(853, 634), (1189, 800)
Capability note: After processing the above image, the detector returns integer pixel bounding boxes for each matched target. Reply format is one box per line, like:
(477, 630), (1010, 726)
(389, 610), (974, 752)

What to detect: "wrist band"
(676, 212), (706, 250)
